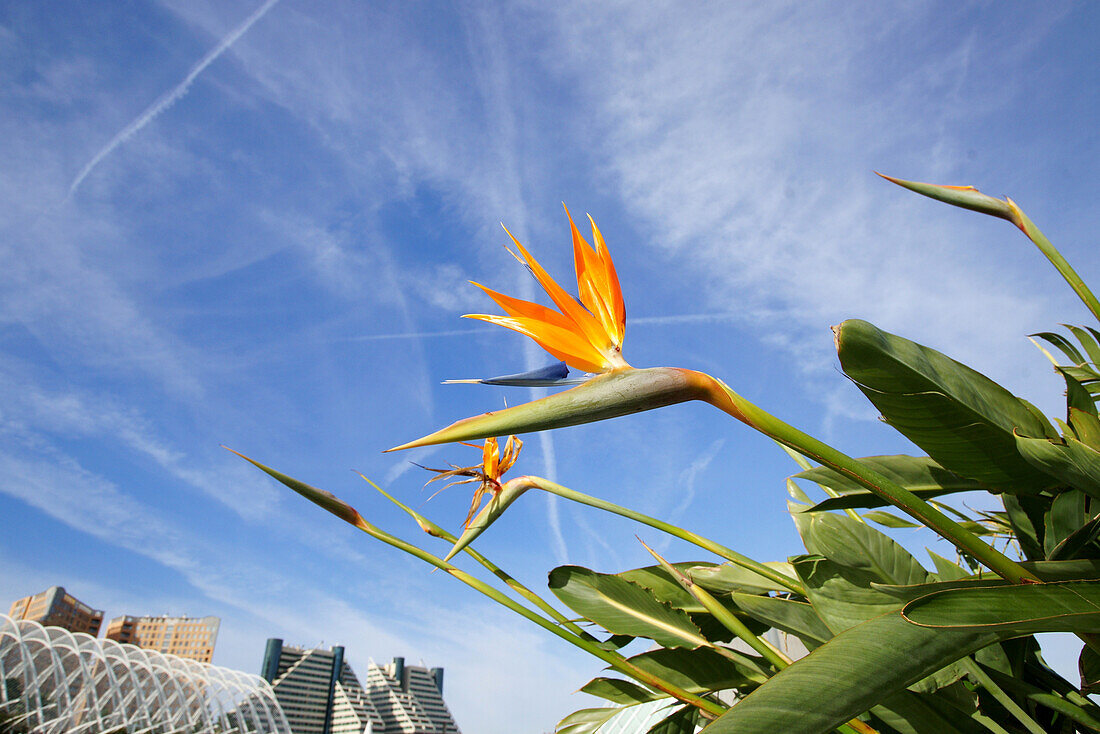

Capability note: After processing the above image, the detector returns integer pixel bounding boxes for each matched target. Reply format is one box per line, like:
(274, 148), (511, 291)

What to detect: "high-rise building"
(104, 614), (219, 662)
(261, 640), (384, 734)
(261, 641), (460, 734)
(7, 586), (103, 635)
(365, 657), (460, 734)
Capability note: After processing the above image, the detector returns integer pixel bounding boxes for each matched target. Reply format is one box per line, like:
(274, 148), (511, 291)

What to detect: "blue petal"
(442, 361), (587, 387)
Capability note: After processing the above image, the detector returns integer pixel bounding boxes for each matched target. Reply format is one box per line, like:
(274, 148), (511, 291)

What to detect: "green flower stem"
(367, 477), (591, 639)
(1011, 207), (1100, 325)
(696, 377), (1040, 585)
(231, 450), (727, 717)
(957, 657), (1046, 734)
(522, 476), (805, 595)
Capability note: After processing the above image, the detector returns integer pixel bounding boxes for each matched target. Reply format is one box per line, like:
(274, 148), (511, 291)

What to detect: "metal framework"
(0, 613), (290, 733)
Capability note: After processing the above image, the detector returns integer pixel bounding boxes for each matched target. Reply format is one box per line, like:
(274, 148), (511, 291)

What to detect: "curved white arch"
(0, 614), (290, 733)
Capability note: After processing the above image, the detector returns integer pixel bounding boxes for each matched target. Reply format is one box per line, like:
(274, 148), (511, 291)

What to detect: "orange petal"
(482, 437), (500, 478)
(588, 215), (625, 346)
(469, 281), (577, 333)
(565, 205), (613, 331)
(501, 225), (613, 353)
(463, 314), (611, 373)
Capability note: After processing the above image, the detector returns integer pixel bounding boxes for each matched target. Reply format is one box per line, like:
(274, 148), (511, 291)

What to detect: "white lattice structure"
(0, 613), (290, 733)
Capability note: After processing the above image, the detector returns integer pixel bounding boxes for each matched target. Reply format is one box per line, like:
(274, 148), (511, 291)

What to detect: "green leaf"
(617, 563), (713, 611)
(928, 550), (970, 581)
(1004, 494), (1046, 560)
(579, 677), (660, 705)
(1061, 368), (1097, 417)
(1069, 408), (1100, 447)
(1080, 645), (1100, 694)
(1032, 331), (1087, 365)
(556, 707), (622, 734)
(1066, 325), (1100, 366)
(688, 562), (798, 596)
(902, 580), (1100, 633)
(871, 688), (988, 734)
(799, 512), (932, 586)
(835, 319), (1058, 492)
(1021, 557), (1100, 581)
(1016, 433), (1100, 499)
(1045, 490), (1099, 560)
(702, 611), (1001, 733)
(646, 704), (699, 734)
(863, 510), (921, 528)
(548, 566), (708, 648)
(793, 555), (905, 634)
(625, 646), (769, 692)
(797, 455), (985, 511)
(597, 634), (635, 651)
(729, 593), (832, 648)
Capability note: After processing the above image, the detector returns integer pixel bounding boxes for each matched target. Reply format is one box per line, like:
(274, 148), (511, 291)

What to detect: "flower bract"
(465, 208), (629, 374)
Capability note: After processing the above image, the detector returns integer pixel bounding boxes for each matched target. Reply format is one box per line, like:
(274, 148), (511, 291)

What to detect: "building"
(365, 657), (460, 734)
(0, 613), (290, 734)
(261, 640), (460, 734)
(261, 640), (384, 734)
(104, 614), (220, 662)
(7, 586), (103, 636)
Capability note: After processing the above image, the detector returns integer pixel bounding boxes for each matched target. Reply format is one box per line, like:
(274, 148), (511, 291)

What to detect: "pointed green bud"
(876, 172), (1022, 228)
(388, 367), (722, 451)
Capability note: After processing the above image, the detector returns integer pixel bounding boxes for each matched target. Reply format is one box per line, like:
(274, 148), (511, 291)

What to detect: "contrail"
(68, 0), (281, 196)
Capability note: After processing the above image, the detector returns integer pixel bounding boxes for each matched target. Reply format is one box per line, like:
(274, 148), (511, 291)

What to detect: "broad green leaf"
(646, 704), (699, 734)
(548, 566), (708, 648)
(688, 562), (798, 596)
(872, 578), (1009, 603)
(1061, 368), (1097, 417)
(1066, 325), (1100, 366)
(597, 634), (634, 651)
(928, 550), (970, 581)
(556, 706), (621, 734)
(792, 555), (904, 634)
(626, 646), (769, 692)
(1004, 494), (1046, 560)
(617, 563), (713, 610)
(1070, 407), (1100, 447)
(1080, 645), (1100, 694)
(863, 510), (920, 528)
(799, 512), (932, 586)
(835, 319), (1058, 492)
(1032, 331), (1087, 365)
(1016, 433), (1100, 499)
(729, 593), (832, 648)
(579, 677), (660, 705)
(1045, 490), (1090, 558)
(902, 580), (1100, 633)
(980, 661), (1100, 732)
(871, 688), (988, 734)
(1021, 557), (1100, 580)
(797, 455), (984, 511)
(701, 611), (1001, 733)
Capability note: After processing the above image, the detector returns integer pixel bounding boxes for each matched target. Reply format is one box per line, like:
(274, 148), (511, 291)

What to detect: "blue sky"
(2, 2), (1099, 731)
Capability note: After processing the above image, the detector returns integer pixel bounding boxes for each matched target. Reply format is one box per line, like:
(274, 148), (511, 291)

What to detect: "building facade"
(262, 640), (460, 734)
(7, 586), (103, 636)
(104, 614), (219, 662)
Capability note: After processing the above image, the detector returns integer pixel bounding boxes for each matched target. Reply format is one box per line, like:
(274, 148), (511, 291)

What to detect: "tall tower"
(262, 639), (383, 734)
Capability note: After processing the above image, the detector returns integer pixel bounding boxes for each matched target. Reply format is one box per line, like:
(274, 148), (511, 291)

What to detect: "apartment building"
(7, 586), (103, 636)
(105, 614), (220, 662)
